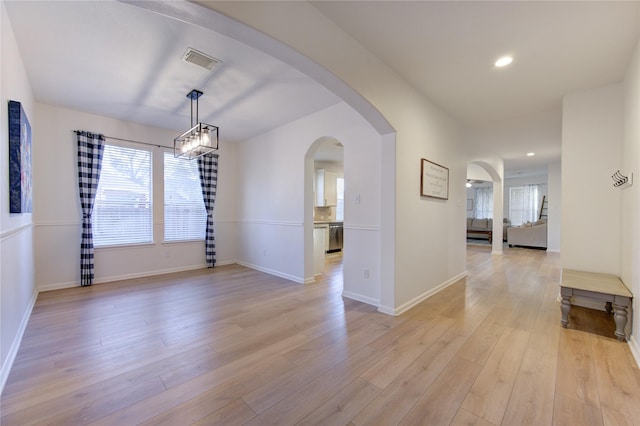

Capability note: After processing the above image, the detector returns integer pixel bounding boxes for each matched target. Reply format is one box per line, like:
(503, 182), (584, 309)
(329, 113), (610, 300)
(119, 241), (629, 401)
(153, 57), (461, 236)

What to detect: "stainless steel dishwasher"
(328, 223), (343, 252)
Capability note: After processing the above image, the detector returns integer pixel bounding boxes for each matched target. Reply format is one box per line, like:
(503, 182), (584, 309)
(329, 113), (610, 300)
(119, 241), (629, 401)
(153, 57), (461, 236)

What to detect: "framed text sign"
(420, 158), (449, 200)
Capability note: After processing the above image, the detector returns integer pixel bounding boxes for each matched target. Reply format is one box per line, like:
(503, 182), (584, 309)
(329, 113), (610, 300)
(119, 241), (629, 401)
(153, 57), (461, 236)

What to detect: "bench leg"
(560, 295), (571, 328)
(613, 304), (628, 342)
(605, 301), (613, 315)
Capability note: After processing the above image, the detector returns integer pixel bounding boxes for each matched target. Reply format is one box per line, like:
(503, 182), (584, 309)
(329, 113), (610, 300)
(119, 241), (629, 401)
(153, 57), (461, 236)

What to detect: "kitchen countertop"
(313, 221), (343, 225)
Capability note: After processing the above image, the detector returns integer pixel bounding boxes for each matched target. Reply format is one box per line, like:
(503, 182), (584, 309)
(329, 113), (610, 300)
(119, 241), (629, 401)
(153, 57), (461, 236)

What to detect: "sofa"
(467, 218), (510, 242)
(507, 220), (547, 249)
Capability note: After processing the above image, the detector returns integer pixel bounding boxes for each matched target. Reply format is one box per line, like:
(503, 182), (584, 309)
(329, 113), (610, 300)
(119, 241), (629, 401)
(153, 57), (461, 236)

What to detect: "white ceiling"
(3, 0), (341, 144)
(310, 0), (639, 173)
(5, 1), (640, 172)
(313, 137), (344, 164)
(311, 1), (639, 126)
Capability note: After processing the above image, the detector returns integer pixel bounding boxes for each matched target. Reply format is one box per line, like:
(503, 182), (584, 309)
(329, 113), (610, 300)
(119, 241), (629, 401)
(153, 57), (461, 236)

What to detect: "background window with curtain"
(93, 144), (152, 246)
(472, 186), (493, 219)
(509, 184), (541, 226)
(164, 152), (206, 241)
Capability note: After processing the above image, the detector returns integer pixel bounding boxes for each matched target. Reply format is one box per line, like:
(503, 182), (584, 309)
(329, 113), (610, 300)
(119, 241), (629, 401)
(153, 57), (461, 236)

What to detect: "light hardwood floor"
(2, 246), (640, 425)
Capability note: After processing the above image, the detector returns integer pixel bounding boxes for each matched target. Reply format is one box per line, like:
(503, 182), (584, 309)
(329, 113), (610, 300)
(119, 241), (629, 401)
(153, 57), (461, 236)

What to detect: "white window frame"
(93, 143), (153, 247)
(163, 151), (206, 242)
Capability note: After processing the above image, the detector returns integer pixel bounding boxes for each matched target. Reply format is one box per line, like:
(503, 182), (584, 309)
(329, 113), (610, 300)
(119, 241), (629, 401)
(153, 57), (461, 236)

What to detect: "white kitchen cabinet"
(313, 226), (325, 275)
(315, 169), (337, 206)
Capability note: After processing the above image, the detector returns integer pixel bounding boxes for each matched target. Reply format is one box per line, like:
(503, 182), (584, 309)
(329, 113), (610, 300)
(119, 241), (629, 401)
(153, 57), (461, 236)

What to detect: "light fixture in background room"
(495, 55), (513, 67)
(174, 89), (219, 160)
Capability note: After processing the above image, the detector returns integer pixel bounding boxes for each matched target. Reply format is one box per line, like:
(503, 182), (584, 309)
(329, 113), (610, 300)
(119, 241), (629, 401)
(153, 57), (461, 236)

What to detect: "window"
(472, 186), (493, 219)
(164, 152), (206, 241)
(509, 185), (541, 226)
(336, 177), (345, 221)
(93, 144), (152, 246)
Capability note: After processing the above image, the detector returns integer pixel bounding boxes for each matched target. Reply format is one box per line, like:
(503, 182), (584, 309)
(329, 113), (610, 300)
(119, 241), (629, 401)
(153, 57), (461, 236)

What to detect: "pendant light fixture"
(174, 89), (219, 159)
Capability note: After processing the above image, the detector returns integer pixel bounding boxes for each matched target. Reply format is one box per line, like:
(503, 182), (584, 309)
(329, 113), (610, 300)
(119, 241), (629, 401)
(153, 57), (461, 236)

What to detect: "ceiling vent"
(181, 48), (220, 71)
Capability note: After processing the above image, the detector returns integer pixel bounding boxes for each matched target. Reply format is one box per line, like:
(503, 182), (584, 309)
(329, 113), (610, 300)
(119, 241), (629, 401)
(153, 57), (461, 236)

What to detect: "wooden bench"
(560, 269), (633, 341)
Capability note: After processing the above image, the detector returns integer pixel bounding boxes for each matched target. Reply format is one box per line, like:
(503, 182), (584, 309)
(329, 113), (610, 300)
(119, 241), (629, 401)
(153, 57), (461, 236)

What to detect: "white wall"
(1, 2), (37, 392)
(621, 39), (640, 356)
(391, 91), (466, 310)
(466, 163), (492, 182)
(206, 2), (467, 314)
(561, 84), (623, 273)
(547, 161), (562, 252)
(235, 102), (383, 304)
(33, 103), (237, 290)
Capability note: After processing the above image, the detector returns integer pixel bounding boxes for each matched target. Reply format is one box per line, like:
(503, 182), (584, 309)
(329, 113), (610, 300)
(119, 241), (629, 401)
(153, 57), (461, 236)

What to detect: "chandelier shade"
(174, 89), (219, 159)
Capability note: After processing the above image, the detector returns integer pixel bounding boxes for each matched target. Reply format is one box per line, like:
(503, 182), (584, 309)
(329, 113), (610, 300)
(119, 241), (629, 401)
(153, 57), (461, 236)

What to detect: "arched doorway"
(131, 1), (395, 311)
(304, 137), (345, 286)
(467, 161), (504, 254)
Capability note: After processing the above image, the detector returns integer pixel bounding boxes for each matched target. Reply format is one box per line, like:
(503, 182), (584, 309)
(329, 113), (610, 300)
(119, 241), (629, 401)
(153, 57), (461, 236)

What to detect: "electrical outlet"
(364, 269), (369, 278)
(355, 194), (361, 204)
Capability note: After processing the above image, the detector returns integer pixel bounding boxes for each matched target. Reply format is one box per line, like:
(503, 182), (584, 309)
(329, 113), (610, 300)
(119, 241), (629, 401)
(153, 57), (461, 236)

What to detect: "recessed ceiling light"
(526, 152), (535, 157)
(495, 56), (513, 67)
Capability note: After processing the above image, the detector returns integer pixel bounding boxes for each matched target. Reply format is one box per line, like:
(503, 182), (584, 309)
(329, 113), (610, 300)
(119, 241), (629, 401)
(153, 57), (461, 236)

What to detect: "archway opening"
(467, 161), (504, 254)
(304, 137), (345, 288)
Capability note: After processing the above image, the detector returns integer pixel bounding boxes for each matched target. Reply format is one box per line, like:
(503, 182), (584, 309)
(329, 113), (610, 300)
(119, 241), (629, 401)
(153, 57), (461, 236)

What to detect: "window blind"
(164, 152), (206, 241)
(93, 144), (152, 246)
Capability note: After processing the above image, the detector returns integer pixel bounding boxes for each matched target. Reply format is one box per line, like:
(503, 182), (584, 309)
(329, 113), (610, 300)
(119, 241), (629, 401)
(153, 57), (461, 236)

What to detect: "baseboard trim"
(236, 261), (305, 284)
(39, 262), (237, 292)
(628, 336), (640, 368)
(342, 290), (378, 307)
(1, 288), (38, 397)
(39, 280), (78, 292)
(383, 271), (467, 316)
(377, 305), (396, 316)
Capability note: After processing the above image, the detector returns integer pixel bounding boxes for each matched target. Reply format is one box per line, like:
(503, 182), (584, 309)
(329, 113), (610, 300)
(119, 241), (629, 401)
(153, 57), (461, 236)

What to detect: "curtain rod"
(73, 130), (168, 149)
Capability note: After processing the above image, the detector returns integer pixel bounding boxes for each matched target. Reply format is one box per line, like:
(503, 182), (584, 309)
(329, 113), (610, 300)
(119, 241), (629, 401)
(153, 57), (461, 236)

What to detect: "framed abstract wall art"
(8, 100), (32, 213)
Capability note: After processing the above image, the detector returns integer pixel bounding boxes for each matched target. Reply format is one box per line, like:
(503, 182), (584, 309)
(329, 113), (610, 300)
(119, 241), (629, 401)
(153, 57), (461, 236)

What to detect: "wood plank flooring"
(2, 246), (640, 425)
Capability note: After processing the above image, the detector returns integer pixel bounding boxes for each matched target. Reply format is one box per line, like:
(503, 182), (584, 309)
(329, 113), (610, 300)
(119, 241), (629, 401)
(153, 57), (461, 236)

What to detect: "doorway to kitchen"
(306, 137), (345, 287)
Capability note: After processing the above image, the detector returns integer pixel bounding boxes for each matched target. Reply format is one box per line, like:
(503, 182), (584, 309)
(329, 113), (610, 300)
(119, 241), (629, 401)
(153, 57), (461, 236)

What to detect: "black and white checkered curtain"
(198, 153), (218, 268)
(76, 131), (105, 286)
